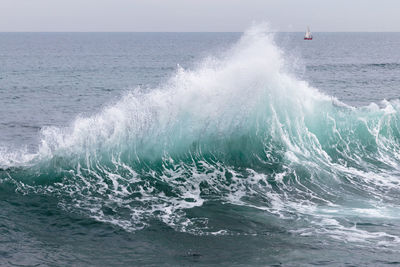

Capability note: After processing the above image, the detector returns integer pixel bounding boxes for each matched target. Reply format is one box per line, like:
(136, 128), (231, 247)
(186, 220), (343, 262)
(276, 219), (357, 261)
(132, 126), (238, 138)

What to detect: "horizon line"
(1, 31), (400, 33)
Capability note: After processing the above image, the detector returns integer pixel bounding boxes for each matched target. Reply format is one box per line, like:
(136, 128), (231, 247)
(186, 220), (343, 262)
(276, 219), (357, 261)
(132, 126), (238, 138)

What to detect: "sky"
(0, 0), (399, 32)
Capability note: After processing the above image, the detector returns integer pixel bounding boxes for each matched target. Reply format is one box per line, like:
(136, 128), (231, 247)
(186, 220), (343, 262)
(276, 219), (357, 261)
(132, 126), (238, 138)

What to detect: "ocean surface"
(2, 28), (400, 266)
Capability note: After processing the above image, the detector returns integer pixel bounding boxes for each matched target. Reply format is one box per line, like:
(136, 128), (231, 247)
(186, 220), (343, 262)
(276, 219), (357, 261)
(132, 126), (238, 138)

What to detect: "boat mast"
(305, 26), (312, 39)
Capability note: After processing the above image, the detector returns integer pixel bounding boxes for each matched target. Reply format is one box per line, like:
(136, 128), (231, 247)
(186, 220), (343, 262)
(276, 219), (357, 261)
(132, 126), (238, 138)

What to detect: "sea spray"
(1, 26), (400, 245)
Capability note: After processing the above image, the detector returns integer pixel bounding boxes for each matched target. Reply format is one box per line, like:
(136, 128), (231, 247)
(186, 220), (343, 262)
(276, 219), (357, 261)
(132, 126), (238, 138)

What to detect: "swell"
(2, 26), (400, 240)
(307, 62), (400, 71)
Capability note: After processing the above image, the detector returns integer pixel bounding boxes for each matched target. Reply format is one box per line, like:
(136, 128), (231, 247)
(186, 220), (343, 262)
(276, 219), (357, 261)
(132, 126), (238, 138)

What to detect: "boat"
(304, 27), (313, 40)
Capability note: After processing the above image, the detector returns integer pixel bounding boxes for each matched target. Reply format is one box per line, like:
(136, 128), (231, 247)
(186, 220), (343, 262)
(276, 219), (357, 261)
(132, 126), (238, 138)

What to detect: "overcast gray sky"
(0, 0), (398, 32)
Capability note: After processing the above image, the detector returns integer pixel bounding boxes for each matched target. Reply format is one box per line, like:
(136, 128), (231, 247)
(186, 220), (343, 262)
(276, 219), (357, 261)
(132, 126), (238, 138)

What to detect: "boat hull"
(304, 37), (313, 40)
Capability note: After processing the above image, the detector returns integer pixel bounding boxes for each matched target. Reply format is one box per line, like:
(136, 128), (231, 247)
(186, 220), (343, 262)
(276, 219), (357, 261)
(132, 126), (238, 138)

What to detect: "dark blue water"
(2, 29), (400, 266)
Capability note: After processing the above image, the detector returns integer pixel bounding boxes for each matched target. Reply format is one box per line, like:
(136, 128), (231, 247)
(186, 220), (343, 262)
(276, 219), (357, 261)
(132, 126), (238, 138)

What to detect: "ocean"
(2, 27), (400, 266)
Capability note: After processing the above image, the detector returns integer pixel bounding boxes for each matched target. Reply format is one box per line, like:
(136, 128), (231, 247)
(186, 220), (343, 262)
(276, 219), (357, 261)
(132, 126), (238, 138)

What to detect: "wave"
(307, 62), (400, 72)
(2, 25), (400, 243)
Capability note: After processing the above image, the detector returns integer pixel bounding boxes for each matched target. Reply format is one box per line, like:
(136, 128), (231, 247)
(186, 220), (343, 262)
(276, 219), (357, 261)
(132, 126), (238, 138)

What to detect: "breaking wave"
(2, 25), (400, 245)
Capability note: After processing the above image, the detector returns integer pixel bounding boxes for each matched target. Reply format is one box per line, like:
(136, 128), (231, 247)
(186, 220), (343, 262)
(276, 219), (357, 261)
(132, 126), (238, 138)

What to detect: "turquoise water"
(2, 28), (400, 265)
